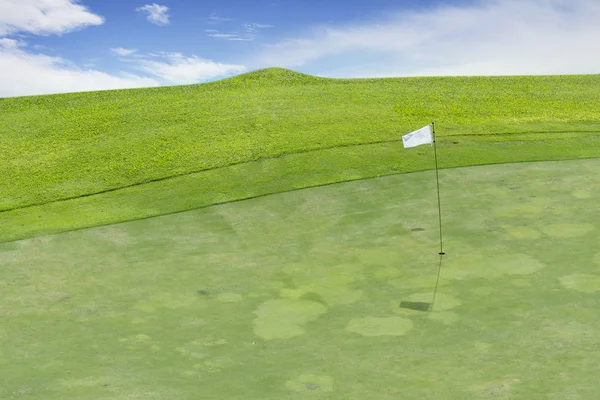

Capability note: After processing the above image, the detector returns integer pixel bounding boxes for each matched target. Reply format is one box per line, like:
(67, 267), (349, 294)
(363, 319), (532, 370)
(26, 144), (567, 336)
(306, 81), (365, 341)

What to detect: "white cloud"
(206, 22), (273, 42)
(207, 13), (233, 23)
(207, 31), (254, 41)
(136, 3), (169, 26)
(257, 0), (600, 76)
(0, 1), (245, 97)
(125, 52), (247, 84)
(0, 0), (104, 36)
(0, 47), (159, 98)
(111, 47), (137, 56)
(244, 23), (273, 33)
(0, 38), (25, 48)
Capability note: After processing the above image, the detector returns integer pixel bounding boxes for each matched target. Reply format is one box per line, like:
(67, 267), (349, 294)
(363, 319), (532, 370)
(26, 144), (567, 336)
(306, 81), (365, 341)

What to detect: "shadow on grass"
(399, 301), (431, 312)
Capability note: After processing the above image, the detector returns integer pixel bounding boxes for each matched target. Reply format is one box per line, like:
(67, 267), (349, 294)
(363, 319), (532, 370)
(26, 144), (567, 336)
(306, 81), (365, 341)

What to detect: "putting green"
(1, 158), (600, 399)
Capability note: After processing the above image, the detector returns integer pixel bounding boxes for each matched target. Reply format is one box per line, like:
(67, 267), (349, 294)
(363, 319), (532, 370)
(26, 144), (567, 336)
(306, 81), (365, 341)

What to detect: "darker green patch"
(301, 292), (327, 306)
(411, 228), (425, 232)
(387, 224), (409, 236)
(400, 301), (431, 312)
(276, 272), (296, 289)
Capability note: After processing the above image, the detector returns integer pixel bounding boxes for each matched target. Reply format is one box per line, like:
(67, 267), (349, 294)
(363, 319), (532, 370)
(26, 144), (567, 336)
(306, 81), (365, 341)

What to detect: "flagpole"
(432, 121), (444, 256)
(430, 121), (444, 312)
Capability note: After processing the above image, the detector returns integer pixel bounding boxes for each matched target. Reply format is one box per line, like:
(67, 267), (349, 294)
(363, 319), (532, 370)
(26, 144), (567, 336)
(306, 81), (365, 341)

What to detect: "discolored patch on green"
(280, 262), (364, 306)
(216, 293), (244, 303)
(118, 333), (157, 353)
(471, 377), (521, 398)
(346, 316), (413, 337)
(374, 266), (402, 280)
(285, 374), (334, 393)
(428, 311), (459, 325)
(279, 288), (306, 299)
(559, 274), (600, 293)
(175, 342), (206, 360)
(118, 334), (151, 344)
(282, 262), (365, 286)
(541, 223), (595, 238)
(444, 253), (546, 280)
(503, 226), (542, 240)
(253, 299), (327, 340)
(389, 275), (450, 290)
(407, 293), (461, 312)
(573, 189), (592, 199)
(301, 281), (363, 306)
(59, 376), (113, 389)
(474, 341), (492, 353)
(511, 278), (532, 287)
(135, 334), (150, 342)
(131, 316), (155, 324)
(494, 201), (548, 218)
(492, 254), (547, 276)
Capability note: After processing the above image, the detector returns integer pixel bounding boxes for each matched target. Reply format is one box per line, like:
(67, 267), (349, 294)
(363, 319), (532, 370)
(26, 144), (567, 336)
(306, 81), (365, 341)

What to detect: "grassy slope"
(1, 68), (599, 211)
(1, 68), (600, 242)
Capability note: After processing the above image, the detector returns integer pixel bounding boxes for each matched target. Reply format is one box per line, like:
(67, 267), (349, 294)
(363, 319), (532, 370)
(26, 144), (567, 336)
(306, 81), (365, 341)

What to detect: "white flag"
(402, 125), (433, 148)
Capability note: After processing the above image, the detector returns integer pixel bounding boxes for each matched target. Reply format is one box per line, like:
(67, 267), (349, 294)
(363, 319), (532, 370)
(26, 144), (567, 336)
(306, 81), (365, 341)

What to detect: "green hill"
(1, 69), (600, 241)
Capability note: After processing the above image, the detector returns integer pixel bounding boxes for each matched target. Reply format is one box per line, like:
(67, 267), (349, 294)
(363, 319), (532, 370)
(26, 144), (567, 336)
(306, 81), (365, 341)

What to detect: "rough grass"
(2, 135), (600, 243)
(1, 68), (599, 211)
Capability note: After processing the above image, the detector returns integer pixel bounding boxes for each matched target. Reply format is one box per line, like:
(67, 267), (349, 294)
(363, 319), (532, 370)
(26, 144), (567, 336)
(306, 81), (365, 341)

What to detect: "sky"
(1, 0), (599, 97)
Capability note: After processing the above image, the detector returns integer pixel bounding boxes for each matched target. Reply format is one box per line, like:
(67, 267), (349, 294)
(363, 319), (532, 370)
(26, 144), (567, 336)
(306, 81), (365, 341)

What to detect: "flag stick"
(430, 121), (444, 311)
(432, 122), (444, 256)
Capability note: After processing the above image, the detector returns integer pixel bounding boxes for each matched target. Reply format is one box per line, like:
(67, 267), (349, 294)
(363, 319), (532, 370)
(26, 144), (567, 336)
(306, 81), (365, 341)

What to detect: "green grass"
(1, 68), (599, 212)
(2, 159), (600, 399)
(2, 69), (600, 399)
(3, 134), (600, 243)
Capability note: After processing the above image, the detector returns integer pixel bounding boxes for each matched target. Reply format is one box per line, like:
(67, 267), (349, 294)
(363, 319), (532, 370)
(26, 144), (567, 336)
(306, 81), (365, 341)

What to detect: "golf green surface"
(2, 158), (600, 399)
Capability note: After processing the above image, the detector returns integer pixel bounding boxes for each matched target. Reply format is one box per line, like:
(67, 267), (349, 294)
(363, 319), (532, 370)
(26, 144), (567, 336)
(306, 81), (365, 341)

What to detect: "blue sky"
(0, 0), (599, 97)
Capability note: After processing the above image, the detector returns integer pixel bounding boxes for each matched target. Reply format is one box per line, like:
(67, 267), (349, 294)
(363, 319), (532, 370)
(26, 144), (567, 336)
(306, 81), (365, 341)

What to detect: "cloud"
(111, 47), (137, 56)
(0, 2), (244, 97)
(206, 31), (254, 41)
(0, 0), (104, 36)
(0, 46), (159, 98)
(124, 52), (247, 84)
(244, 23), (273, 33)
(207, 13), (233, 23)
(256, 0), (600, 77)
(206, 22), (272, 42)
(0, 38), (25, 48)
(136, 3), (169, 26)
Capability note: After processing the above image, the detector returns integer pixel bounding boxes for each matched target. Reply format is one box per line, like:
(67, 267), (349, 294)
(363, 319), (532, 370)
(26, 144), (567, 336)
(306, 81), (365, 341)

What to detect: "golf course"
(1, 68), (600, 399)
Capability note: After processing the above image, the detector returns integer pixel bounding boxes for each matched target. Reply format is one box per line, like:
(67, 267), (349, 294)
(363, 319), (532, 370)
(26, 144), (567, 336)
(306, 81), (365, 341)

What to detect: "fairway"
(2, 158), (600, 399)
